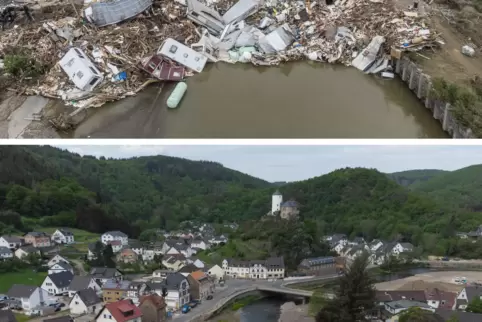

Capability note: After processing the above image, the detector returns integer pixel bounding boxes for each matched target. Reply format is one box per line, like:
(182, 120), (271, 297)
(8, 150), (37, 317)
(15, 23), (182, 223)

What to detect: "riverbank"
(375, 270), (482, 292)
(278, 302), (313, 322)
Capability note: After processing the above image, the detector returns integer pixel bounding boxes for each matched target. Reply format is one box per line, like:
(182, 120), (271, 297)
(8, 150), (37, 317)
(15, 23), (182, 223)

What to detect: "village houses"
(203, 264), (225, 281)
(187, 271), (214, 301)
(138, 294), (167, 322)
(116, 248), (139, 264)
(222, 257), (285, 279)
(101, 231), (128, 246)
(48, 261), (74, 275)
(47, 254), (70, 267)
(0, 247), (13, 260)
(51, 229), (75, 244)
(24, 232), (51, 248)
(41, 271), (74, 295)
(69, 288), (102, 315)
(15, 245), (40, 260)
(68, 276), (102, 297)
(102, 280), (131, 303)
(7, 284), (49, 312)
(90, 268), (123, 286)
(0, 235), (23, 249)
(158, 272), (190, 311)
(95, 299), (142, 322)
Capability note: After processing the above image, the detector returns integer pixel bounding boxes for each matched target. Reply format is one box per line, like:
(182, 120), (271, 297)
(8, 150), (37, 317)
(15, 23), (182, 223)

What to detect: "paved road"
(174, 275), (340, 322)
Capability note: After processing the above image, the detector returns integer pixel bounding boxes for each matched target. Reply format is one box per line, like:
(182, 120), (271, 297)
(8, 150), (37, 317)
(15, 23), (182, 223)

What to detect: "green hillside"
(0, 146), (480, 256)
(387, 169), (449, 187)
(0, 146), (271, 236)
(411, 164), (482, 212)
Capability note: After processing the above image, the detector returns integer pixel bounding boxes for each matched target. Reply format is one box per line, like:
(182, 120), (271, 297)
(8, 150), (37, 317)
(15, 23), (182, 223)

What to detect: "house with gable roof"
(187, 271), (214, 300)
(41, 271), (74, 295)
(222, 257), (284, 279)
(101, 231), (128, 246)
(0, 235), (23, 249)
(7, 284), (49, 312)
(51, 229), (75, 244)
(69, 288), (102, 315)
(68, 276), (101, 297)
(95, 299), (142, 322)
(48, 261), (74, 275)
(138, 294), (166, 322)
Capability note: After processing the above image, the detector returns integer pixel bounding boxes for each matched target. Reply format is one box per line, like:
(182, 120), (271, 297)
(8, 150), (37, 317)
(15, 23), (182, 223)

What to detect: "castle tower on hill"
(271, 190), (283, 214)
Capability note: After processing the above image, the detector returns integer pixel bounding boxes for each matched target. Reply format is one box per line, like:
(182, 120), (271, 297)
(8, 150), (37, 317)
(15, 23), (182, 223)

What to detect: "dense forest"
(0, 146), (481, 257)
(387, 169), (448, 187)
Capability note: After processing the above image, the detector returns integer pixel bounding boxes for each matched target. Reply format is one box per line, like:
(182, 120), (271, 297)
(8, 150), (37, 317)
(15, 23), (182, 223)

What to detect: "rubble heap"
(0, 0), (443, 111)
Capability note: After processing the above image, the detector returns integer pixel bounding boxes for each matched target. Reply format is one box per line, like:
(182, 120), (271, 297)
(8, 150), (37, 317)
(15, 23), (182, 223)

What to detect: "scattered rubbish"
(59, 47), (104, 91)
(167, 82), (188, 108)
(84, 0), (153, 27)
(139, 54), (186, 81)
(462, 45), (475, 57)
(0, 0), (446, 119)
(158, 38), (208, 73)
(352, 36), (385, 72)
(381, 71), (394, 78)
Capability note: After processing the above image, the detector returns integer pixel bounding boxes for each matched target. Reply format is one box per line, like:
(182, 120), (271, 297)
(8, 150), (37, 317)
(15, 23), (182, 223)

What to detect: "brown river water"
(67, 62), (448, 138)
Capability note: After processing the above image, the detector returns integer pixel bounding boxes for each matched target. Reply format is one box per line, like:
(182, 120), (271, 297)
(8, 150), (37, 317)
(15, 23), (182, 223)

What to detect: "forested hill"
(411, 164), (482, 212)
(1, 146), (481, 255)
(387, 169), (449, 187)
(0, 146), (271, 236)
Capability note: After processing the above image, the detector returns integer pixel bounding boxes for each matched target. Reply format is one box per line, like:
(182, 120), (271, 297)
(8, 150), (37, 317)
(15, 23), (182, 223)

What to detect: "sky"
(56, 145), (481, 182)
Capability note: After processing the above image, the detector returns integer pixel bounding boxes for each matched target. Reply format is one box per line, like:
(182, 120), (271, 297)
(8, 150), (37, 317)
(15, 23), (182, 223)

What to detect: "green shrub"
(4, 54), (45, 77)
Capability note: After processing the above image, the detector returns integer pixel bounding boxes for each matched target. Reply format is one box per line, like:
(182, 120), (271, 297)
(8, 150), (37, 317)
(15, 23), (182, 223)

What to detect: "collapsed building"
(0, 0), (443, 124)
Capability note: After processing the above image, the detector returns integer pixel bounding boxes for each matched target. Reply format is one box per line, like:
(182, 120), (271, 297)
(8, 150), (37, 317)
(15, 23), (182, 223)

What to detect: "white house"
(222, 257), (284, 280)
(101, 231), (128, 246)
(48, 261), (74, 275)
(59, 47), (104, 91)
(129, 241), (143, 256)
(15, 246), (40, 260)
(69, 288), (102, 315)
(47, 254), (70, 267)
(189, 258), (205, 269)
(142, 249), (155, 262)
(391, 243), (414, 256)
(166, 245), (192, 259)
(191, 238), (208, 250)
(51, 229), (75, 244)
(41, 271), (74, 295)
(0, 246), (13, 260)
(162, 273), (190, 310)
(107, 240), (123, 253)
(68, 275), (101, 297)
(7, 285), (49, 313)
(205, 264), (224, 280)
(454, 286), (482, 310)
(0, 236), (23, 249)
(209, 235), (228, 245)
(95, 299), (142, 322)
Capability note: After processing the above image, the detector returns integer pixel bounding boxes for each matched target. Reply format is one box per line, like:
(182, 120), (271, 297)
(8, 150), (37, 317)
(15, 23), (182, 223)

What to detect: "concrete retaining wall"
(394, 57), (474, 138)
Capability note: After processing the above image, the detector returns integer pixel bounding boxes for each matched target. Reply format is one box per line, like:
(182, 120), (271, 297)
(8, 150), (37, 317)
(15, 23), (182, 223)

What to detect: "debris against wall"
(394, 57), (474, 139)
(0, 0), (445, 120)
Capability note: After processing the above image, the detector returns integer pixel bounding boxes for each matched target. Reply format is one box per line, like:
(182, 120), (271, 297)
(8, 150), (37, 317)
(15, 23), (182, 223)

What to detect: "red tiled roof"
(424, 288), (457, 309)
(104, 300), (142, 322)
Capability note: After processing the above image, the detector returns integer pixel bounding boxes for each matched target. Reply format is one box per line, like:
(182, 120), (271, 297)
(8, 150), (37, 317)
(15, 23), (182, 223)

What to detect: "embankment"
(394, 56), (473, 138)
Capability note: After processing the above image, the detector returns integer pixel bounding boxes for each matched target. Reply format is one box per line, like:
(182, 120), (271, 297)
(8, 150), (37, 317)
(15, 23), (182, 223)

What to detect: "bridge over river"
(180, 275), (339, 322)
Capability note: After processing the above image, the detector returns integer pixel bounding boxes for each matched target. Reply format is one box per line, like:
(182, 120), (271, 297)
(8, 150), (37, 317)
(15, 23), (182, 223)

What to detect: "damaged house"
(84, 0), (153, 27)
(158, 38), (208, 73)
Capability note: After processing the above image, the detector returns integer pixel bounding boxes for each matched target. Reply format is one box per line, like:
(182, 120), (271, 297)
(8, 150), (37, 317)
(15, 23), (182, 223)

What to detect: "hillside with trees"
(387, 169), (448, 187)
(0, 146), (481, 257)
(410, 164), (482, 212)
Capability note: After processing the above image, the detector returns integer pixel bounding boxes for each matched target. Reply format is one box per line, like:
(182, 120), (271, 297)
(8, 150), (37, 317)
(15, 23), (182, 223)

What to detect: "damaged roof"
(86, 0), (153, 28)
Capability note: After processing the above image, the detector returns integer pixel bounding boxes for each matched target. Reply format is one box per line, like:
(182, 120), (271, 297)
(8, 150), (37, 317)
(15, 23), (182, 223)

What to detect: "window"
(89, 67), (99, 75)
(75, 49), (85, 59)
(75, 301), (79, 304)
(103, 314), (107, 318)
(169, 45), (178, 54)
(77, 71), (84, 79)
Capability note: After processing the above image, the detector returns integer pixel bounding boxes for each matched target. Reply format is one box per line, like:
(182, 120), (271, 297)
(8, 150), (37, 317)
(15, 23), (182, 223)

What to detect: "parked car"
(206, 295), (213, 300)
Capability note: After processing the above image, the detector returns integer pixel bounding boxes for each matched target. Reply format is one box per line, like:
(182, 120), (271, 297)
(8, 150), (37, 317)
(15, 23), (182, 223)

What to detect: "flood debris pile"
(0, 0), (444, 111)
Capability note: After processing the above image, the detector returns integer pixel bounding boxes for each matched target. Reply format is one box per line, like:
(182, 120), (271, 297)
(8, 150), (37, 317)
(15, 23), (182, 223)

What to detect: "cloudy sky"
(56, 145), (480, 182)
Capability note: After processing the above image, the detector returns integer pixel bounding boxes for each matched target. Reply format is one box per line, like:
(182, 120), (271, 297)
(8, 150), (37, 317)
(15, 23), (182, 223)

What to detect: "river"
(208, 267), (434, 322)
(68, 63), (448, 138)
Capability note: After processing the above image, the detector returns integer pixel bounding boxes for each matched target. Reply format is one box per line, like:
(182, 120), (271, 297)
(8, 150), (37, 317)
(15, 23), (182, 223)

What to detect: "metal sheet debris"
(0, 0), (447, 126)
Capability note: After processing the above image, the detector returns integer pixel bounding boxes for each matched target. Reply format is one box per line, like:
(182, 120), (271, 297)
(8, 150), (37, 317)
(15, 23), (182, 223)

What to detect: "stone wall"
(394, 57), (474, 138)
